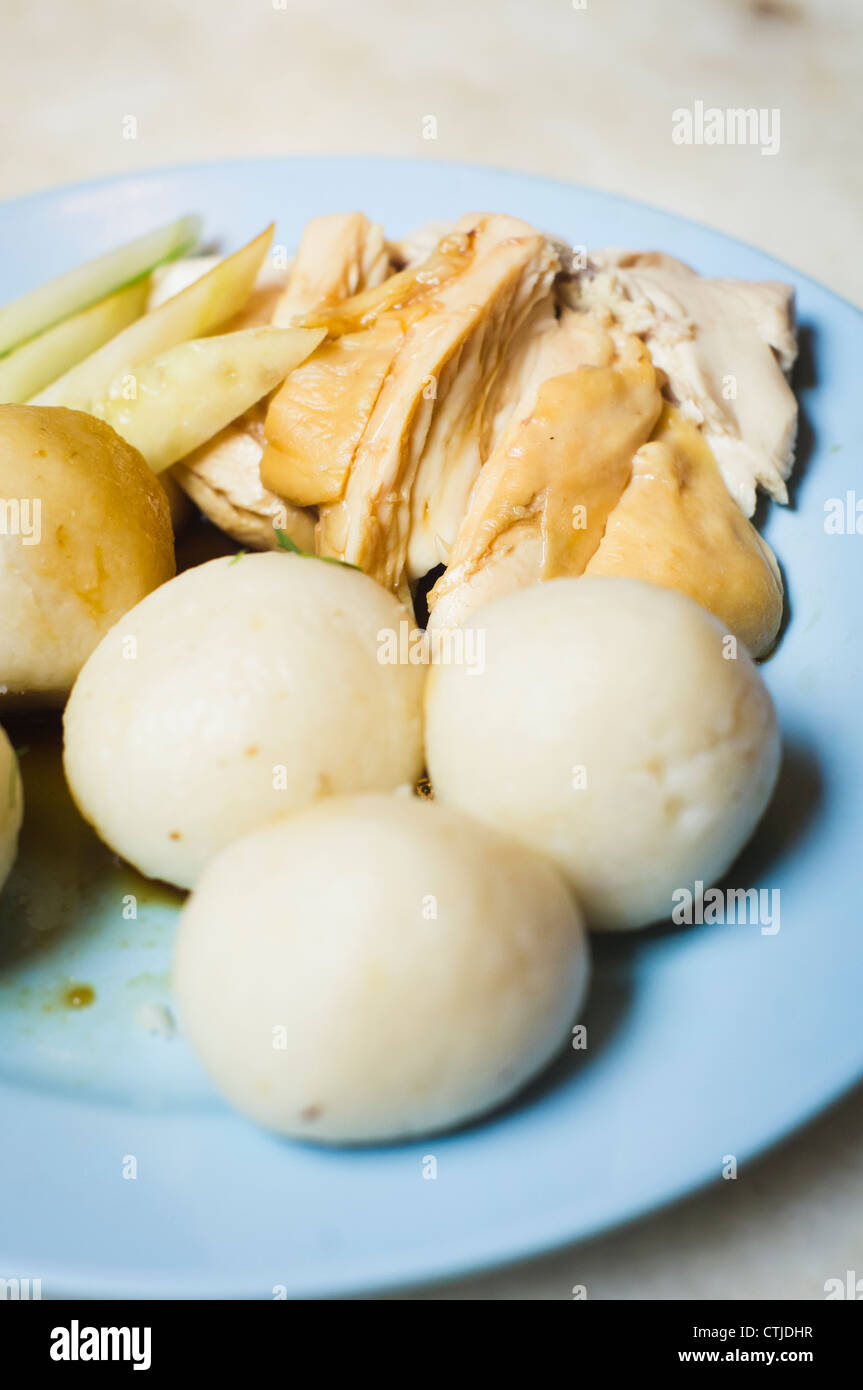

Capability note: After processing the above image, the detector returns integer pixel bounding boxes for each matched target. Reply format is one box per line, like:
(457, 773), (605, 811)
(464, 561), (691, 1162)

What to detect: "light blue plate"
(1, 158), (861, 1299)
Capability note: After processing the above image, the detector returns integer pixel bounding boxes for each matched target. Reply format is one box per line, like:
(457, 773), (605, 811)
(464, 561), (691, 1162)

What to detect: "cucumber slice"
(0, 279), (149, 404)
(0, 214), (200, 357)
(33, 226), (275, 410)
(91, 324), (325, 473)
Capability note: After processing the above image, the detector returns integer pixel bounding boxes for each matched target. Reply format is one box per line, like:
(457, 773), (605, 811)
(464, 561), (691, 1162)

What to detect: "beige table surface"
(1, 0), (861, 1300)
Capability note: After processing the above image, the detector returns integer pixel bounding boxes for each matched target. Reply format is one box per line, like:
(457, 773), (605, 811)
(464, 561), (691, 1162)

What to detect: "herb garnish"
(274, 527), (360, 570)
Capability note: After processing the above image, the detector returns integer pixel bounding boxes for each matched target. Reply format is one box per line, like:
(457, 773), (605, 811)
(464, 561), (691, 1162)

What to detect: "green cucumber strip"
(32, 226), (275, 410)
(0, 214), (201, 357)
(0, 279), (149, 403)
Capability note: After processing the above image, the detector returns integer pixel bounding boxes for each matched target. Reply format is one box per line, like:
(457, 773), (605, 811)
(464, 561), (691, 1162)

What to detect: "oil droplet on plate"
(63, 983), (96, 1010)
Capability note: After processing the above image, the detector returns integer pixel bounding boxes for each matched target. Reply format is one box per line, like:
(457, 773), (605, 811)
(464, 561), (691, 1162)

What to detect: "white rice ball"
(425, 577), (780, 931)
(174, 793), (589, 1142)
(64, 553), (425, 889)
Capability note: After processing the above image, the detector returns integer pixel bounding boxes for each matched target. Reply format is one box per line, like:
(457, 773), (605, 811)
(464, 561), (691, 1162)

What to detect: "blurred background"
(2, 0), (861, 305)
(1, 0), (861, 1299)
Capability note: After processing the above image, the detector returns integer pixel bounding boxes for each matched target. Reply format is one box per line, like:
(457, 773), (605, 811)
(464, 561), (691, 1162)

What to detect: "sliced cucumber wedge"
(33, 226), (275, 410)
(91, 324), (325, 473)
(0, 214), (200, 357)
(0, 279), (149, 404)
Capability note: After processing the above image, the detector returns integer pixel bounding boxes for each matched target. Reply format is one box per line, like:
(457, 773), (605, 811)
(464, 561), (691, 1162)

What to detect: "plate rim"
(2, 152), (862, 323)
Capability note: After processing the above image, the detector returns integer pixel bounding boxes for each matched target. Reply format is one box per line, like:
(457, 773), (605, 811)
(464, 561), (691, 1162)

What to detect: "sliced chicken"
(261, 215), (510, 511)
(171, 214), (388, 550)
(318, 214), (560, 590)
(392, 220), (579, 277)
(271, 211), (391, 323)
(585, 406), (784, 656)
(410, 299), (614, 577)
(567, 251), (797, 516)
(390, 221), (456, 270)
(261, 212), (409, 504)
(428, 329), (662, 627)
(405, 249), (579, 579)
(172, 404), (315, 552)
(162, 219), (796, 654)
(262, 316), (404, 506)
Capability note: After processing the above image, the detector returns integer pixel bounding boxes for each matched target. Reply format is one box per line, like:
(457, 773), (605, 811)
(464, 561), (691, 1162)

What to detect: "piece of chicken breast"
(165, 215), (392, 550)
(428, 310), (786, 656)
(428, 322), (662, 628)
(565, 250), (798, 517)
(317, 214), (560, 591)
